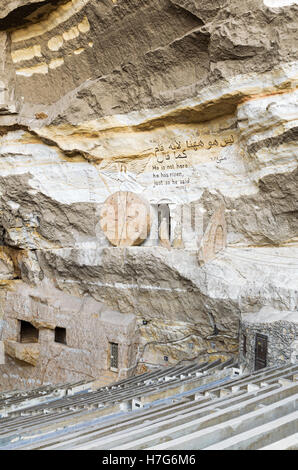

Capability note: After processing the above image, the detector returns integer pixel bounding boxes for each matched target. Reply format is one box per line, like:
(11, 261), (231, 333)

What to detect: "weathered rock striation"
(0, 0), (297, 389)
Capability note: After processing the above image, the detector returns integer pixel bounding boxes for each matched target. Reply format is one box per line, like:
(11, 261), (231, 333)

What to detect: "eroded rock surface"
(0, 0), (297, 389)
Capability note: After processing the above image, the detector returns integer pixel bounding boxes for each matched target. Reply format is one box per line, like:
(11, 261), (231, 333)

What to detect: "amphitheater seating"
(0, 360), (297, 450)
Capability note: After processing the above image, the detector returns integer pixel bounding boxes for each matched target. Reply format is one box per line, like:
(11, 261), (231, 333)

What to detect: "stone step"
(210, 364), (298, 394)
(143, 394), (297, 451)
(260, 432), (298, 450)
(76, 383), (297, 450)
(17, 385), (271, 450)
(24, 378), (286, 449)
(2, 361), (227, 419)
(204, 412), (298, 450)
(1, 363), (297, 450)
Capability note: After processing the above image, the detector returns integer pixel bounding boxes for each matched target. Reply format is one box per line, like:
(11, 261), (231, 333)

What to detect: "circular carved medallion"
(100, 191), (151, 247)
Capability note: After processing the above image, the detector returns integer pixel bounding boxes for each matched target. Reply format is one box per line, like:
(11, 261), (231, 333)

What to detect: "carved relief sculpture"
(172, 222), (184, 249)
(197, 204), (227, 266)
(159, 217), (171, 249)
(100, 191), (151, 247)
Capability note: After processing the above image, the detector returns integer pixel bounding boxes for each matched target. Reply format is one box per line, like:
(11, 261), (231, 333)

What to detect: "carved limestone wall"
(198, 203), (227, 266)
(0, 0), (297, 387)
(0, 281), (139, 390)
(100, 191), (151, 247)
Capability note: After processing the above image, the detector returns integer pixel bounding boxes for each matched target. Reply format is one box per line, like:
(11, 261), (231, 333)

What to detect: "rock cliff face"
(0, 0), (297, 389)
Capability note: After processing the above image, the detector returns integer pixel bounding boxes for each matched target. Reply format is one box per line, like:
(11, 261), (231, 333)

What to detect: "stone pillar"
(144, 205), (159, 246)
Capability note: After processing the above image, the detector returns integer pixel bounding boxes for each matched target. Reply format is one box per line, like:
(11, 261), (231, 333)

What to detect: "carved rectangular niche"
(19, 320), (39, 344)
(55, 327), (67, 345)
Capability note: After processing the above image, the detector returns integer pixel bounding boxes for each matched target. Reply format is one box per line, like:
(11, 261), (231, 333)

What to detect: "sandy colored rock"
(0, 281), (139, 390)
(0, 0), (296, 389)
(0, 0), (51, 20)
(4, 339), (40, 366)
(0, 248), (16, 279)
